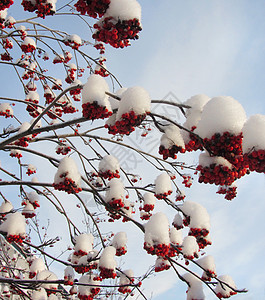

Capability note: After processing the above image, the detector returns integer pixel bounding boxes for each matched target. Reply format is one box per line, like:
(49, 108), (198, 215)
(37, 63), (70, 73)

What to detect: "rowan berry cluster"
(53, 174), (82, 194)
(158, 144), (185, 160)
(243, 149), (265, 173)
(154, 190), (172, 200)
(98, 170), (120, 180)
(0, 0), (13, 11)
(22, 0), (56, 18)
(143, 242), (170, 257)
(74, 0), (110, 18)
(115, 246), (127, 256)
(99, 266), (116, 279)
(93, 17), (142, 49)
(82, 101), (112, 120)
(6, 234), (25, 244)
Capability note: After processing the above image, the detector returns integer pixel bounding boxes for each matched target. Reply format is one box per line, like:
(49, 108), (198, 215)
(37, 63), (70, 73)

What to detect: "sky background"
(2, 1), (265, 300)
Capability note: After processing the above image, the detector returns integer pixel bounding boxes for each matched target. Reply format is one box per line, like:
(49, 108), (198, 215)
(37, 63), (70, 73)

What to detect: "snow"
(197, 255), (216, 274)
(242, 114), (265, 153)
(154, 172), (172, 196)
(99, 155), (120, 173)
(160, 124), (185, 149)
(66, 34), (82, 45)
(119, 269), (134, 285)
(214, 275), (237, 297)
(0, 9), (7, 20)
(36, 270), (58, 290)
(74, 233), (94, 254)
(27, 191), (39, 206)
(78, 274), (99, 296)
(173, 213), (183, 228)
(104, 0), (141, 21)
(105, 178), (125, 203)
(116, 86), (151, 120)
(30, 258), (46, 274)
(108, 87), (127, 110)
(82, 74), (111, 109)
(31, 288), (47, 300)
(0, 201), (13, 214)
(199, 152), (233, 169)
(64, 266), (75, 280)
(195, 96), (247, 138)
(111, 232), (127, 248)
(169, 227), (182, 245)
(181, 201), (210, 231)
(99, 246), (117, 269)
(22, 37), (36, 48)
(0, 103), (13, 116)
(54, 156), (81, 187)
(143, 192), (156, 205)
(0, 212), (26, 237)
(144, 212), (170, 245)
(182, 236), (199, 257)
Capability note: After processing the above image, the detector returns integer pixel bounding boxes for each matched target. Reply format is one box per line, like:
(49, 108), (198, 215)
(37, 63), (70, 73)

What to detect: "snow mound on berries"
(183, 273), (205, 300)
(75, 233), (94, 253)
(0, 103), (13, 116)
(111, 232), (127, 248)
(215, 275), (237, 297)
(105, 0), (141, 21)
(183, 94), (210, 130)
(242, 114), (265, 153)
(160, 124), (185, 148)
(99, 155), (119, 172)
(195, 96), (246, 138)
(105, 178), (124, 201)
(170, 227), (182, 245)
(182, 201), (210, 230)
(199, 152), (232, 169)
(116, 86), (150, 120)
(82, 74), (111, 108)
(144, 212), (170, 245)
(54, 156), (81, 187)
(0, 212), (26, 236)
(155, 172), (172, 195)
(108, 87), (127, 110)
(0, 201), (13, 214)
(99, 246), (117, 269)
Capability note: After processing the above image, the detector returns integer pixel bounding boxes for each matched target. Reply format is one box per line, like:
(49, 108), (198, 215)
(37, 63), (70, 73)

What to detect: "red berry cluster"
(115, 246), (127, 256)
(74, 0), (110, 18)
(1, 53), (12, 61)
(202, 269), (217, 281)
(53, 55), (64, 64)
(6, 234), (25, 244)
(3, 39), (13, 49)
(56, 145), (71, 155)
(63, 38), (82, 50)
(0, 107), (13, 118)
(21, 0), (55, 18)
(158, 144), (185, 160)
(108, 198), (124, 210)
(93, 17), (142, 49)
(140, 212), (152, 220)
(0, 0), (13, 11)
(143, 242), (170, 257)
(185, 127), (203, 152)
(74, 262), (97, 274)
(197, 163), (246, 186)
(176, 192), (185, 202)
(216, 290), (237, 299)
(26, 100), (39, 118)
(21, 43), (36, 53)
(64, 276), (74, 286)
(243, 149), (265, 173)
(155, 260), (170, 272)
(99, 266), (116, 279)
(22, 211), (36, 218)
(26, 167), (36, 176)
(118, 286), (132, 294)
(53, 175), (82, 194)
(70, 87), (82, 101)
(196, 236), (212, 250)
(182, 175), (192, 187)
(183, 251), (199, 261)
(154, 190), (172, 200)
(94, 42), (105, 54)
(217, 185), (237, 201)
(106, 111), (148, 135)
(139, 204), (154, 212)
(14, 136), (31, 148)
(82, 101), (112, 120)
(94, 66), (109, 77)
(10, 150), (22, 159)
(189, 228), (209, 238)
(203, 132), (243, 166)
(98, 170), (120, 180)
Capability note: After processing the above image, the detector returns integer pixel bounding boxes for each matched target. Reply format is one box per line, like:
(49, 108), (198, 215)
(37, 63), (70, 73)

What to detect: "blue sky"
(3, 1), (265, 299)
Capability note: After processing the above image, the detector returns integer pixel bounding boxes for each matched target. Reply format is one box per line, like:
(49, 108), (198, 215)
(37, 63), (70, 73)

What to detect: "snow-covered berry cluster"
(0, 103), (13, 118)
(20, 37), (36, 53)
(144, 213), (170, 257)
(154, 257), (170, 272)
(139, 192), (155, 220)
(53, 157), (82, 194)
(111, 232), (127, 256)
(104, 178), (125, 209)
(21, 0), (56, 18)
(64, 34), (82, 50)
(74, 0), (110, 18)
(0, 0), (13, 11)
(98, 246), (117, 279)
(98, 155), (120, 179)
(154, 172), (172, 199)
(26, 164), (36, 175)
